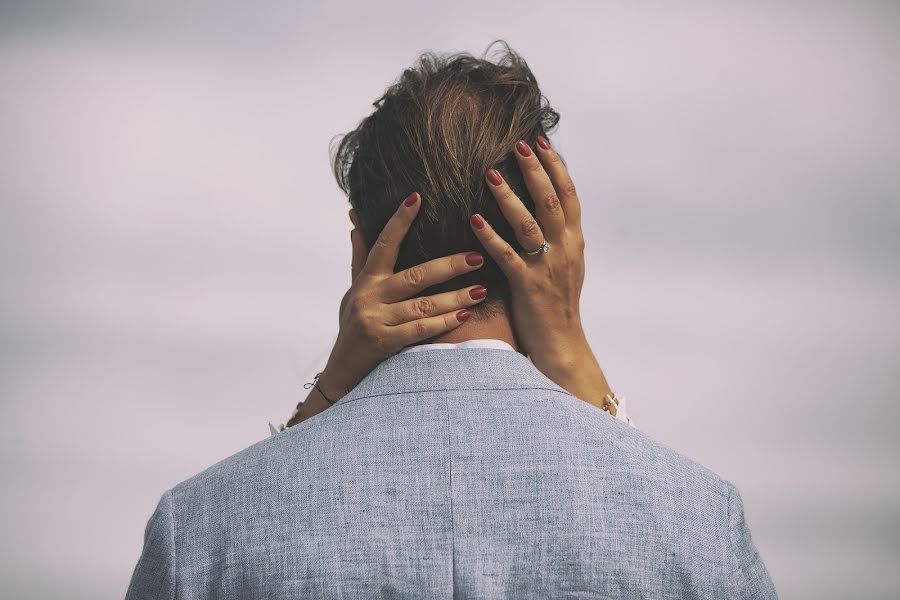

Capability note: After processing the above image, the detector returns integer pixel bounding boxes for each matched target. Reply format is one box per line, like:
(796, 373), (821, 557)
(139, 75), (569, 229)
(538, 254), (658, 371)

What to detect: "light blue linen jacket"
(125, 347), (777, 599)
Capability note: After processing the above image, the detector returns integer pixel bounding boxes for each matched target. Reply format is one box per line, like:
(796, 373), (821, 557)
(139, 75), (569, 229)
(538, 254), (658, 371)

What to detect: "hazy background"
(1, 1), (898, 598)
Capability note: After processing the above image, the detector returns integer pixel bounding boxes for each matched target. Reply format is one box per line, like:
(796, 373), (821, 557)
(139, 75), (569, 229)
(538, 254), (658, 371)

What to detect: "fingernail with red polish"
(469, 285), (487, 300)
(465, 252), (483, 266)
(515, 140), (533, 157)
(537, 135), (551, 150)
(403, 192), (419, 206)
(486, 169), (503, 186)
(456, 309), (471, 322)
(470, 214), (485, 230)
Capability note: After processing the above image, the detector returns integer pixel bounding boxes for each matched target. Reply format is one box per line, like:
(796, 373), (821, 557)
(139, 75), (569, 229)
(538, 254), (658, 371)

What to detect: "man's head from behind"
(331, 40), (561, 319)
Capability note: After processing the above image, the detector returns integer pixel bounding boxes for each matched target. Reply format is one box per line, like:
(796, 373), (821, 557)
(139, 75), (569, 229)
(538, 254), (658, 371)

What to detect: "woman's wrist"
(285, 365), (351, 428)
(318, 360), (356, 402)
(528, 327), (592, 378)
(530, 332), (613, 411)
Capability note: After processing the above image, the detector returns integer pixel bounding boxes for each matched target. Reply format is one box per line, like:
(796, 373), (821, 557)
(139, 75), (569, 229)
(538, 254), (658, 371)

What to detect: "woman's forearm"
(285, 387), (330, 428)
(530, 333), (617, 416)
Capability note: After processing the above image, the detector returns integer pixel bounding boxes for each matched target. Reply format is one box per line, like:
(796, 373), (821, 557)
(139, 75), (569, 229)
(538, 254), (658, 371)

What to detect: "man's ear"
(348, 208), (370, 251)
(349, 208), (369, 282)
(348, 208), (361, 231)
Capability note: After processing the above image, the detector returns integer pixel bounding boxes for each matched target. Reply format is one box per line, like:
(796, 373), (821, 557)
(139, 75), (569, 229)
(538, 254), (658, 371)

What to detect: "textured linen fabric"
(270, 339), (633, 433)
(395, 338), (517, 355)
(396, 339), (634, 426)
(126, 347), (777, 599)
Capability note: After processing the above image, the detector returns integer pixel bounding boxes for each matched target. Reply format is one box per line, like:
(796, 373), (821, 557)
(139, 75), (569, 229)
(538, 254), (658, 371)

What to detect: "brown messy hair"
(330, 40), (561, 318)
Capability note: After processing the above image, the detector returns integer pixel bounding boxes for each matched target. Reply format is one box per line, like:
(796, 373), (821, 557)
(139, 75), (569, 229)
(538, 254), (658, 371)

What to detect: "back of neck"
(420, 311), (522, 352)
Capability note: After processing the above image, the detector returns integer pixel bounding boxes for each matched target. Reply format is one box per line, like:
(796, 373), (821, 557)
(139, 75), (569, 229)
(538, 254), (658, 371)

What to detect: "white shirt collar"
(397, 338), (516, 355)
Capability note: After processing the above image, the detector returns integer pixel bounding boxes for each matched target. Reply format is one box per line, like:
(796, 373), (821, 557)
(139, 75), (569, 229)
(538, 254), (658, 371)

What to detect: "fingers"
(386, 285), (488, 325)
(362, 192), (421, 276)
(350, 227), (368, 283)
(534, 135), (582, 231)
(380, 251), (485, 304)
(484, 168), (547, 254)
(512, 139), (566, 242)
(391, 307), (474, 347)
(469, 213), (526, 279)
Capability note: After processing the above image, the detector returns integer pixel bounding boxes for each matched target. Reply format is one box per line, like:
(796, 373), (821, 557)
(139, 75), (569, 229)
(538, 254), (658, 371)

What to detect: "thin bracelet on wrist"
(268, 371), (337, 436)
(303, 372), (336, 405)
(601, 392), (635, 426)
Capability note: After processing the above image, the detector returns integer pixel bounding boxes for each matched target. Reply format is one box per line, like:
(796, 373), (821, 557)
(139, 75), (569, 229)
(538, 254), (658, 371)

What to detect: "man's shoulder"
(548, 390), (733, 502)
(167, 417), (327, 506)
(167, 388), (733, 518)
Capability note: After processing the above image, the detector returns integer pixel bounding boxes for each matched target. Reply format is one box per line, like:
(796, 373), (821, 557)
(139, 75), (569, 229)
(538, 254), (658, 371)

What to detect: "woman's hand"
(286, 191), (488, 426)
(470, 137), (616, 413)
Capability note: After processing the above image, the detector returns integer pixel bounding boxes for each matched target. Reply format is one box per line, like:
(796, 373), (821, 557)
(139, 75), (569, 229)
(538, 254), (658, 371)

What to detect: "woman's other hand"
(287, 191), (488, 426)
(470, 137), (615, 413)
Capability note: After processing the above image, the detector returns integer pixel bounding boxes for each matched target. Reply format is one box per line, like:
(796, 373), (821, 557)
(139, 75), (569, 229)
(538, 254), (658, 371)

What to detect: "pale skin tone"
(287, 136), (615, 427)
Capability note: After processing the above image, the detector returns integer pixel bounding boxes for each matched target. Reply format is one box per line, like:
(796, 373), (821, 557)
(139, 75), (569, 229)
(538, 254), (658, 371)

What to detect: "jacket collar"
(333, 347), (572, 407)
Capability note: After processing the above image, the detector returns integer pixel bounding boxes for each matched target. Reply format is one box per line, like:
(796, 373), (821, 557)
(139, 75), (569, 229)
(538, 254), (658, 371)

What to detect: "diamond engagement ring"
(524, 240), (550, 256)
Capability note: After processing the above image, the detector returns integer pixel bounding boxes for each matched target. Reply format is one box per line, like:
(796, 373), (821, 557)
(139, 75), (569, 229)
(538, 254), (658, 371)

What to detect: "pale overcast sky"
(1, 2), (898, 598)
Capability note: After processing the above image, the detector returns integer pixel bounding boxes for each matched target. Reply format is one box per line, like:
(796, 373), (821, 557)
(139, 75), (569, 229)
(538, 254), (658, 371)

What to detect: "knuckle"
(561, 180), (578, 198)
(499, 190), (517, 205)
(358, 312), (379, 335)
(524, 159), (542, 173)
(414, 320), (430, 339)
(356, 319), (378, 346)
(373, 334), (393, 356)
(375, 231), (392, 249)
(349, 294), (368, 315)
(500, 247), (519, 265)
(542, 192), (562, 214)
(520, 217), (541, 238)
(414, 296), (434, 316)
(404, 265), (426, 286)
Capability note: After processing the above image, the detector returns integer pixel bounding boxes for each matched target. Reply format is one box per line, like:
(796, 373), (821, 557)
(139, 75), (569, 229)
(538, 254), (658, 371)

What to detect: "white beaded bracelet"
(601, 392), (635, 427)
